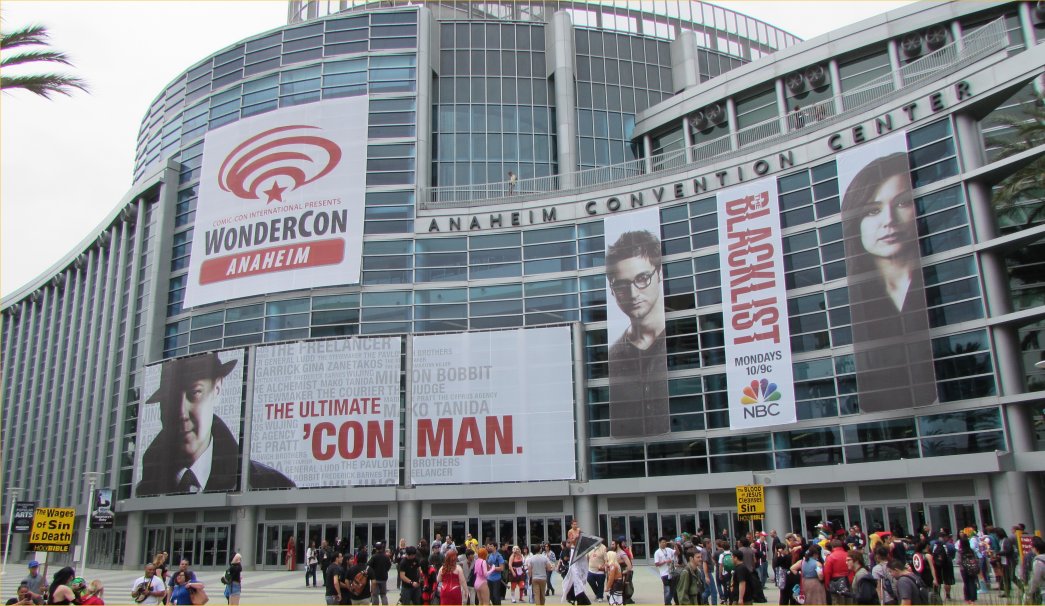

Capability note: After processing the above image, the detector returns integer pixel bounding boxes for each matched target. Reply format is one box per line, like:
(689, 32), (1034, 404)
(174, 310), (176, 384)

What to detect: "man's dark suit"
(136, 415), (294, 496)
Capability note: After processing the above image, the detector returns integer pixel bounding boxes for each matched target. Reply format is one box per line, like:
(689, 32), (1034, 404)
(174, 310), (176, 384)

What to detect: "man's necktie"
(178, 469), (201, 493)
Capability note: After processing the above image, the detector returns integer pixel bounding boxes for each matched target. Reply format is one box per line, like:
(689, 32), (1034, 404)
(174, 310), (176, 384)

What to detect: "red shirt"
(823, 547), (852, 582)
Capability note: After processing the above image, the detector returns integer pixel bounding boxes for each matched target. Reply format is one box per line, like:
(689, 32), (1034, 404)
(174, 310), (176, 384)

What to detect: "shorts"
(225, 582), (242, 598)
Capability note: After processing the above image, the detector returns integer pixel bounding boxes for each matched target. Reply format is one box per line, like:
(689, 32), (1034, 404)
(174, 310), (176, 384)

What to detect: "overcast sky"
(0, 0), (912, 297)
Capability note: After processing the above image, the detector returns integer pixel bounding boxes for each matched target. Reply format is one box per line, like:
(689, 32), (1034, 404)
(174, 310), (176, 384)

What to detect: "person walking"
(307, 541), (320, 587)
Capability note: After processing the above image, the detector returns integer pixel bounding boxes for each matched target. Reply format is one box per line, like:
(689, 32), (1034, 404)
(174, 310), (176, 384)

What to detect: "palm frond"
(0, 73), (88, 98)
(1, 49), (75, 69)
(0, 23), (50, 51)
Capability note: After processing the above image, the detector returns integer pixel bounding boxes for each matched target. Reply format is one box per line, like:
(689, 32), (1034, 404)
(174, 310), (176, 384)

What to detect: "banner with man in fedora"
(134, 349), (294, 497)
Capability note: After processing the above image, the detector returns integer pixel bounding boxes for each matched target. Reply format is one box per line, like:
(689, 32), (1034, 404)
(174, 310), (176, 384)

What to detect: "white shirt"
(132, 574), (166, 605)
(654, 547), (675, 578)
(176, 439), (214, 492)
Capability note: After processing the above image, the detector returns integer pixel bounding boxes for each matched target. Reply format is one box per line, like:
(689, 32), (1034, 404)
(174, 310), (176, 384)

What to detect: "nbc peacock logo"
(740, 378), (782, 419)
(217, 125), (343, 204)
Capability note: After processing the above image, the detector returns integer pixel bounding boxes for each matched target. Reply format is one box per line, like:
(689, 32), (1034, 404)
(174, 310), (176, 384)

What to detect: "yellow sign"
(738, 514), (765, 522)
(28, 507), (75, 551)
(736, 485), (765, 516)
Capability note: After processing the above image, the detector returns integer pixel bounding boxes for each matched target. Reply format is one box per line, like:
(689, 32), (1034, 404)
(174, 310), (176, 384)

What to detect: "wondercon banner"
(251, 337), (402, 488)
(410, 326), (576, 485)
(90, 488), (114, 529)
(183, 96), (369, 308)
(836, 132), (936, 412)
(604, 207), (670, 438)
(134, 349), (248, 497)
(716, 178), (797, 430)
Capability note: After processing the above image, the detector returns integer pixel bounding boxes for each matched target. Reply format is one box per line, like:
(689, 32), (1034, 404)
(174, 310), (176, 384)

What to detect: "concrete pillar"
(123, 510), (144, 569)
(414, 7), (435, 201)
(572, 323), (589, 483)
(989, 469), (1033, 533)
(547, 11), (578, 188)
(573, 494), (597, 539)
(887, 39), (904, 91)
(398, 499), (421, 546)
(763, 485), (789, 536)
(235, 506), (257, 569)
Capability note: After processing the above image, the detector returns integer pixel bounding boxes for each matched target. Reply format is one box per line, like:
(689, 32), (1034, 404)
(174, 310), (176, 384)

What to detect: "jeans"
(703, 575), (719, 605)
(401, 584), (423, 605)
(370, 580), (388, 605)
(661, 575), (678, 605)
(588, 572), (605, 600)
(490, 578), (504, 605)
(758, 562), (768, 586)
(307, 564), (318, 586)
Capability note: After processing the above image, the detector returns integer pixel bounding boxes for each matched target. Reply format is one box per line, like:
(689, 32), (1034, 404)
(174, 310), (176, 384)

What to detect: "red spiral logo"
(218, 125), (342, 203)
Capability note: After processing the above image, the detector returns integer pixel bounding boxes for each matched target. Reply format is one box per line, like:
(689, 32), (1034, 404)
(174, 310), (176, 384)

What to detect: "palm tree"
(1, 22), (88, 98)
(984, 90), (1045, 231)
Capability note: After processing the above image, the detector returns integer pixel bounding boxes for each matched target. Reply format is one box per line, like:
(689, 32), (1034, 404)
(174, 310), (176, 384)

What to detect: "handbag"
(190, 587), (209, 605)
(793, 585), (806, 605)
(828, 575), (853, 597)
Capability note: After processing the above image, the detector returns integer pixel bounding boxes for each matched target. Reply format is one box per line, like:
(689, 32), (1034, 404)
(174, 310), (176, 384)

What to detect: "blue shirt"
(488, 552), (505, 581)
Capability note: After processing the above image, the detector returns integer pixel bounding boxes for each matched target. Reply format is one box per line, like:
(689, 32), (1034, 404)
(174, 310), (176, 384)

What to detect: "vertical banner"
(89, 489), (114, 529)
(716, 177), (797, 430)
(134, 349), (250, 497)
(183, 96), (369, 308)
(836, 132), (936, 412)
(604, 207), (670, 438)
(12, 502), (36, 533)
(251, 337), (402, 488)
(410, 326), (576, 485)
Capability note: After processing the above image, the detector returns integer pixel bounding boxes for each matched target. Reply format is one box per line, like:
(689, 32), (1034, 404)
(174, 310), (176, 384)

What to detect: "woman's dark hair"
(805, 543), (822, 560)
(175, 570), (189, 584)
(1031, 536), (1045, 555)
(48, 567), (75, 600)
(875, 546), (890, 561)
(840, 152), (914, 276)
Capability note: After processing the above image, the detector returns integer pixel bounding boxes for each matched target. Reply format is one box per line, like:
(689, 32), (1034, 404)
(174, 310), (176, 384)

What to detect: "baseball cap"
(28, 560), (39, 568)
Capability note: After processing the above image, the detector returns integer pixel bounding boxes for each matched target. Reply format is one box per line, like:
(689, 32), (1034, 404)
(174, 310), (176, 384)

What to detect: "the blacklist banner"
(836, 132), (936, 412)
(12, 501), (36, 533)
(134, 349), (248, 497)
(183, 96), (369, 308)
(251, 338), (402, 488)
(90, 488), (114, 529)
(410, 326), (576, 485)
(716, 177), (797, 430)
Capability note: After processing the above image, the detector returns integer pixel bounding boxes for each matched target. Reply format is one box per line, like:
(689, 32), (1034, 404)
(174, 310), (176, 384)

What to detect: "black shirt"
(399, 557), (421, 584)
(732, 565), (756, 605)
(368, 553), (392, 582)
(325, 564), (345, 598)
(227, 563), (242, 584)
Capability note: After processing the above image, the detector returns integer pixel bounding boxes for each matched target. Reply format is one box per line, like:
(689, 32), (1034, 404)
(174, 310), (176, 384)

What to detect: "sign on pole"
(12, 502), (36, 533)
(89, 489), (114, 530)
(29, 508), (76, 553)
(736, 485), (765, 521)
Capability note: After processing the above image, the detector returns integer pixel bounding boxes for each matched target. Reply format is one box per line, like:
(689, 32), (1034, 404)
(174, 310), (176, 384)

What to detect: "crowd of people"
(9, 560), (104, 605)
(312, 520), (1045, 606)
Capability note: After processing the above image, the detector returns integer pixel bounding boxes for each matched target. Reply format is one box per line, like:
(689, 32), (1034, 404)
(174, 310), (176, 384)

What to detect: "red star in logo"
(263, 181), (287, 203)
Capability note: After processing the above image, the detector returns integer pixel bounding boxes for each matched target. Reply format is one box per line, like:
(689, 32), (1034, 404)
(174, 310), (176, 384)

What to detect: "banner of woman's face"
(836, 132), (937, 412)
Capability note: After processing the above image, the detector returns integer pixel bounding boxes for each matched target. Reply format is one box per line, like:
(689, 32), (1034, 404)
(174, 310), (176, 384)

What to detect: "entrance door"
(606, 514), (648, 561)
(260, 523), (295, 567)
(480, 518), (517, 546)
(171, 526), (196, 565)
(199, 525), (231, 566)
(526, 517), (564, 549)
(927, 502), (979, 534)
(431, 520), (468, 547)
(659, 512), (698, 543)
(801, 507), (848, 539)
(144, 527), (168, 564)
(308, 522), (340, 551)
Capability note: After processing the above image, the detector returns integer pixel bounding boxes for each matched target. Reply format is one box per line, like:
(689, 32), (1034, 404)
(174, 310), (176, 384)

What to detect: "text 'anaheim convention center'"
(2, 0), (1044, 569)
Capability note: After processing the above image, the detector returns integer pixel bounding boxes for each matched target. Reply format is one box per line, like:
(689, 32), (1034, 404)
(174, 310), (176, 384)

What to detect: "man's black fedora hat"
(146, 352), (238, 403)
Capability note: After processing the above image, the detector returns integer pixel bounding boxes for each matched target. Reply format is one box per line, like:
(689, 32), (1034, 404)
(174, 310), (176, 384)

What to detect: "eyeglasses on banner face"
(609, 269), (659, 294)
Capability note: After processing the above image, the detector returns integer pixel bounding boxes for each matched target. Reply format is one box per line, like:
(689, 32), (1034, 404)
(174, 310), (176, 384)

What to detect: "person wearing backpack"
(957, 536), (980, 604)
(888, 559), (930, 606)
(717, 542), (734, 604)
(848, 551), (877, 605)
(676, 549), (707, 605)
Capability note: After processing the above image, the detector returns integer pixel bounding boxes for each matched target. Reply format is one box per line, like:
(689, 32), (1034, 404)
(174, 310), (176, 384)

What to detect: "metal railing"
(421, 17), (1007, 210)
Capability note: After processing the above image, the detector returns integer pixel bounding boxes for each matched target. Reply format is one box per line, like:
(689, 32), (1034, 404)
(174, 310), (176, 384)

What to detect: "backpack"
(898, 573), (931, 606)
(347, 568), (369, 594)
(721, 552), (735, 572)
(853, 574), (878, 605)
(960, 553), (980, 577)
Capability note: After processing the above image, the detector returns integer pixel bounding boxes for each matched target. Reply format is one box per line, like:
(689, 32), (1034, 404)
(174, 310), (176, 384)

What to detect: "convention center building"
(2, 0), (1044, 569)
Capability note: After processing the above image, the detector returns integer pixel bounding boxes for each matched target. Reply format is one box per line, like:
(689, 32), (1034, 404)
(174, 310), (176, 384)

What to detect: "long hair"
(840, 152), (915, 278)
(441, 549), (459, 577)
(48, 567), (75, 601)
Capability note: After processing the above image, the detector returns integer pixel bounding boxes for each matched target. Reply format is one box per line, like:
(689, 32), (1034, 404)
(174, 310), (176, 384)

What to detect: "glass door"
(259, 523), (295, 567)
(606, 514), (649, 562)
(431, 520), (467, 547)
(171, 526), (196, 566)
(199, 525), (230, 566)
(144, 527), (169, 564)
